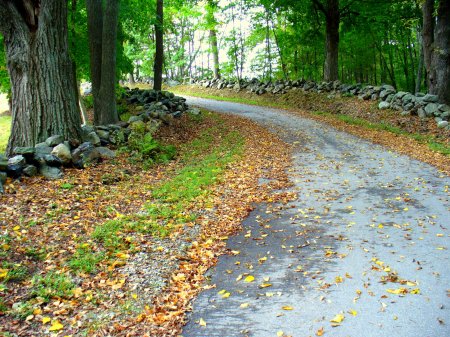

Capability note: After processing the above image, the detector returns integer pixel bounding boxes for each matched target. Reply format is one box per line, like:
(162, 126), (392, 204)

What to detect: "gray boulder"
(51, 143), (72, 165)
(378, 101), (391, 110)
(8, 155), (26, 166)
(23, 165), (38, 177)
(40, 165), (63, 179)
(437, 121), (449, 128)
(424, 103), (439, 117)
(96, 147), (116, 159)
(422, 94), (439, 103)
(72, 142), (101, 169)
(45, 135), (64, 147)
(86, 132), (101, 146)
(13, 147), (35, 156)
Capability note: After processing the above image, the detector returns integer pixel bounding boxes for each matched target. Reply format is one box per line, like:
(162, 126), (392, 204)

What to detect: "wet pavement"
(181, 97), (450, 337)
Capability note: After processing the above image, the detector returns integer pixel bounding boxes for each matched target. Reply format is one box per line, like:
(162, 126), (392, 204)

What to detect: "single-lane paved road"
(182, 97), (450, 337)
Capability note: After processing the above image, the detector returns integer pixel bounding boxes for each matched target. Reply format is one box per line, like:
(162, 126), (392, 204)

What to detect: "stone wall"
(191, 78), (450, 130)
(0, 89), (197, 193)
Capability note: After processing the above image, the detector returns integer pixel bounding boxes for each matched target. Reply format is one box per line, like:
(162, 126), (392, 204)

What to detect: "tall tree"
(86, 0), (119, 125)
(422, 0), (434, 92)
(312, 0), (340, 81)
(432, 0), (450, 103)
(206, 0), (221, 79)
(154, 0), (164, 91)
(0, 1), (82, 156)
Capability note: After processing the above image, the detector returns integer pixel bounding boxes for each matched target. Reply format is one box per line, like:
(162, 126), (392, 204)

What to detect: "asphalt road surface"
(182, 97), (450, 337)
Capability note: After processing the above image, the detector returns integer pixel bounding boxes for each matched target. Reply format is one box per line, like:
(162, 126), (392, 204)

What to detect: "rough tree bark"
(206, 0), (220, 79)
(86, 0), (119, 125)
(153, 0), (164, 91)
(0, 1), (81, 156)
(422, 0), (435, 93)
(312, 0), (340, 81)
(432, 0), (450, 104)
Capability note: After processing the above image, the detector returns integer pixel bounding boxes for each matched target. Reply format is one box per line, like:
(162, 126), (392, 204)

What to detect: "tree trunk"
(422, 0), (435, 92)
(324, 0), (339, 81)
(86, 0), (103, 118)
(0, 1), (81, 156)
(206, 0), (220, 79)
(415, 30), (424, 94)
(432, 0), (450, 103)
(153, 0), (164, 91)
(97, 0), (119, 125)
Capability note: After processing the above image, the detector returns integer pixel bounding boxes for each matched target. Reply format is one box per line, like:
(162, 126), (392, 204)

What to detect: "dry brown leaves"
(0, 112), (294, 336)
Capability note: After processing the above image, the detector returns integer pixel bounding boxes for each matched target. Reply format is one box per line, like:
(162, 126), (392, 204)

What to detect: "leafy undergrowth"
(0, 110), (295, 336)
(174, 85), (450, 175)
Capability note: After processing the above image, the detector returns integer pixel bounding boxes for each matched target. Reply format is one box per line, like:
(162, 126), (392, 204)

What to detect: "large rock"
(45, 135), (64, 147)
(86, 132), (101, 146)
(8, 155), (26, 166)
(437, 121), (449, 128)
(424, 103), (439, 117)
(378, 101), (391, 110)
(51, 143), (72, 165)
(72, 142), (101, 169)
(422, 94), (439, 103)
(96, 147), (116, 159)
(13, 147), (35, 156)
(23, 165), (38, 177)
(40, 165), (63, 179)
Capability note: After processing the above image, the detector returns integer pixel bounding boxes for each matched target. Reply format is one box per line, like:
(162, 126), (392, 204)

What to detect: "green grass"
(69, 246), (104, 274)
(313, 111), (450, 155)
(0, 115), (11, 154)
(31, 272), (75, 301)
(1, 262), (29, 282)
(92, 113), (244, 255)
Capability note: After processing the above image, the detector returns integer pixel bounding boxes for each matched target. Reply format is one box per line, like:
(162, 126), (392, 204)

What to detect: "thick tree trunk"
(86, 0), (103, 118)
(153, 0), (164, 91)
(0, 1), (81, 156)
(415, 31), (424, 94)
(422, 0), (435, 93)
(324, 0), (339, 81)
(97, 0), (119, 125)
(210, 29), (220, 79)
(433, 0), (450, 103)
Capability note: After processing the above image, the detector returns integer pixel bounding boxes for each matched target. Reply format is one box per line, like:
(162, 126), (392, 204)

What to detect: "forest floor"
(0, 108), (294, 336)
(1, 87), (449, 336)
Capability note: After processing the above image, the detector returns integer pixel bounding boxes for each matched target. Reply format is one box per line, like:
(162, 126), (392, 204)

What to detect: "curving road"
(182, 97), (450, 337)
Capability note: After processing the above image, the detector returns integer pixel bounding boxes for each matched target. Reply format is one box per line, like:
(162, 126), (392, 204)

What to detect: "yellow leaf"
(266, 292), (274, 297)
(378, 224), (384, 229)
(259, 283), (272, 288)
(42, 317), (51, 324)
(0, 269), (8, 279)
(240, 303), (249, 308)
(411, 288), (420, 294)
(259, 256), (267, 263)
(403, 207), (409, 211)
(277, 331), (284, 337)
(199, 318), (206, 327)
(49, 321), (64, 331)
(13, 225), (20, 231)
(282, 306), (294, 310)
(330, 314), (345, 323)
(335, 276), (343, 283)
(348, 309), (358, 316)
(222, 292), (231, 298)
(218, 289), (226, 295)
(244, 275), (255, 283)
(231, 250), (240, 255)
(386, 288), (408, 295)
(316, 327), (324, 336)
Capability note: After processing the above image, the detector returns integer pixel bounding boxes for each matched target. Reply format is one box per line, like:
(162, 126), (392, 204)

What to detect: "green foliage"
(0, 36), (10, 94)
(1, 262), (29, 282)
(0, 115), (11, 154)
(124, 125), (177, 167)
(92, 219), (125, 251)
(31, 272), (75, 301)
(69, 246), (104, 274)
